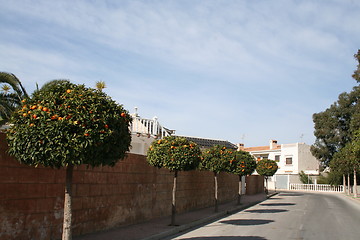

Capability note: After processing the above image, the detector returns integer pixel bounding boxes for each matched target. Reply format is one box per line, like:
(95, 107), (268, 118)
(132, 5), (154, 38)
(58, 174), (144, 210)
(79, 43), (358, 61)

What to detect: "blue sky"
(1, 0), (359, 147)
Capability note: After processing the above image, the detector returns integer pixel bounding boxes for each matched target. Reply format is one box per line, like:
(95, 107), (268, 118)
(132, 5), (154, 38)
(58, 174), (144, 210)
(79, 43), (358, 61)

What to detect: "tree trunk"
(264, 177), (268, 194)
(214, 172), (218, 212)
(354, 168), (357, 198)
(170, 170), (178, 226)
(348, 173), (351, 194)
(62, 164), (74, 240)
(237, 175), (242, 205)
(343, 174), (346, 193)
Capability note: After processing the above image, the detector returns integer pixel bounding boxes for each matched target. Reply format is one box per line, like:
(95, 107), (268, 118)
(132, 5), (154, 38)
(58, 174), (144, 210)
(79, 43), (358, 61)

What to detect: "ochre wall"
(0, 132), (263, 240)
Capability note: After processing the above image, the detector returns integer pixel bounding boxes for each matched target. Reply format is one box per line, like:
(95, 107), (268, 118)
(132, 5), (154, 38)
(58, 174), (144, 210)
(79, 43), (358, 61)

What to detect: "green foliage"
(330, 143), (354, 175)
(316, 173), (342, 185)
(6, 81), (132, 168)
(256, 159), (278, 177)
(299, 171), (313, 184)
(228, 150), (257, 176)
(352, 49), (360, 83)
(0, 72), (28, 124)
(147, 136), (201, 171)
(312, 50), (360, 166)
(200, 145), (235, 174)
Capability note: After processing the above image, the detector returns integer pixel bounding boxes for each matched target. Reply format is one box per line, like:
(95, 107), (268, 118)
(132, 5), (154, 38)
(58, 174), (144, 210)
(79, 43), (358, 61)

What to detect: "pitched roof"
(244, 145), (281, 152)
(177, 136), (238, 149)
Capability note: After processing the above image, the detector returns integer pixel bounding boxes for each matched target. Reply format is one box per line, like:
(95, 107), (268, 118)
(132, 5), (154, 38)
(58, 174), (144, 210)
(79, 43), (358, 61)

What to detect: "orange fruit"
(66, 89), (71, 93)
(121, 112), (126, 117)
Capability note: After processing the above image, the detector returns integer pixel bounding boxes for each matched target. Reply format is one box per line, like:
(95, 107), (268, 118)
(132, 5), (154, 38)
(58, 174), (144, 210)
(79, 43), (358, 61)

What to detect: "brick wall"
(0, 132), (263, 240)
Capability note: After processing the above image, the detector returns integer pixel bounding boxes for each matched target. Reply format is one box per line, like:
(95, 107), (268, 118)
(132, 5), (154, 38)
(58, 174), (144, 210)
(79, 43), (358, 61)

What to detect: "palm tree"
(95, 81), (106, 91)
(0, 72), (28, 124)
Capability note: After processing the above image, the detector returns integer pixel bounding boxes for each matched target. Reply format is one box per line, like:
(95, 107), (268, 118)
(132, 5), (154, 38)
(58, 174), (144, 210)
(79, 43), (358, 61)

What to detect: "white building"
(241, 140), (320, 190)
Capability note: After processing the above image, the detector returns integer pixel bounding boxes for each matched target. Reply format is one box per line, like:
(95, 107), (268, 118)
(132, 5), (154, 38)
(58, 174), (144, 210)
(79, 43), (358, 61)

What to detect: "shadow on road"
(278, 193), (304, 197)
(245, 209), (288, 213)
(266, 197), (283, 200)
(260, 203), (296, 206)
(179, 237), (267, 240)
(219, 219), (274, 225)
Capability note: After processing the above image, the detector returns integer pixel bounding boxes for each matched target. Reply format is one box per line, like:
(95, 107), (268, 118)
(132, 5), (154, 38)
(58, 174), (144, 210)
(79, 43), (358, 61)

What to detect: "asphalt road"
(164, 192), (360, 240)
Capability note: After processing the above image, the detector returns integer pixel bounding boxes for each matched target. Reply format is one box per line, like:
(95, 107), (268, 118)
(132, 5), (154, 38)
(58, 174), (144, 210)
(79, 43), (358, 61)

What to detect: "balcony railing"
(130, 115), (174, 139)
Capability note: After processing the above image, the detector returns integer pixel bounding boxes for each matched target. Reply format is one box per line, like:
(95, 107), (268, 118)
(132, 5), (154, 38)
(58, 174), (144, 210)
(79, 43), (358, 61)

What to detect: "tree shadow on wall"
(180, 236), (267, 240)
(245, 209), (288, 214)
(220, 219), (274, 226)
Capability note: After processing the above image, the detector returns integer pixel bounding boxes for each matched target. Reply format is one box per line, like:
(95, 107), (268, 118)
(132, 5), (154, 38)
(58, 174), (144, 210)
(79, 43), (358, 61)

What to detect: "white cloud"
(0, 0), (359, 146)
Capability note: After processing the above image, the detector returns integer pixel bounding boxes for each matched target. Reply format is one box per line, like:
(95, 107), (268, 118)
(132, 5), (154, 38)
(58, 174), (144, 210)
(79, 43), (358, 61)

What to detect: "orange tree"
(228, 150), (257, 205)
(147, 136), (201, 226)
(256, 159), (278, 194)
(201, 145), (235, 212)
(6, 81), (132, 240)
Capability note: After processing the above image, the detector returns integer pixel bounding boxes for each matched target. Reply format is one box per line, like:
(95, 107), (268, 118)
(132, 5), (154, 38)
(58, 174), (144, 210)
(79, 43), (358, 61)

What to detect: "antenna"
(241, 134), (245, 143)
(300, 134), (304, 142)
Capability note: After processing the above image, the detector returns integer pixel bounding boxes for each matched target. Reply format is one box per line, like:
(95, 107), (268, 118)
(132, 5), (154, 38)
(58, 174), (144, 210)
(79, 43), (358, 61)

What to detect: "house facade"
(242, 140), (320, 190)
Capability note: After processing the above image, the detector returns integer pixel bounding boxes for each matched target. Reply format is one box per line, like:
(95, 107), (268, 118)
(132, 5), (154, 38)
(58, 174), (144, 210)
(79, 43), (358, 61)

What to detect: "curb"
(143, 192), (278, 240)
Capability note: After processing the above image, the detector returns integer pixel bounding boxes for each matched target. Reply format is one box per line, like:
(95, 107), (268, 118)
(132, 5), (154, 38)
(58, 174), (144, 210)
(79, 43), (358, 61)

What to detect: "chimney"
(237, 143), (245, 151)
(269, 140), (277, 150)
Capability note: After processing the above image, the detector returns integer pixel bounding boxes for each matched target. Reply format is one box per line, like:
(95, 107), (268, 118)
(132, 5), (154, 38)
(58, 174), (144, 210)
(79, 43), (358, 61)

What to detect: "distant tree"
(352, 49), (360, 83)
(311, 50), (360, 166)
(0, 72), (28, 124)
(147, 136), (201, 225)
(299, 171), (313, 184)
(331, 145), (353, 194)
(228, 150), (257, 205)
(349, 130), (360, 197)
(256, 159), (278, 194)
(7, 81), (132, 240)
(201, 145), (235, 212)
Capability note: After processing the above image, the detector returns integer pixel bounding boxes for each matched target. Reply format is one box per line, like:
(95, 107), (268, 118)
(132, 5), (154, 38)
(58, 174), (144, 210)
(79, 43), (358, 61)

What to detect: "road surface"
(164, 192), (360, 240)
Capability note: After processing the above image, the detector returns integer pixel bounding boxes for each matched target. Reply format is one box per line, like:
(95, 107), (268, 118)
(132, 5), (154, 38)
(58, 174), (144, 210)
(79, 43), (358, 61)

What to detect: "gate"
(275, 175), (289, 190)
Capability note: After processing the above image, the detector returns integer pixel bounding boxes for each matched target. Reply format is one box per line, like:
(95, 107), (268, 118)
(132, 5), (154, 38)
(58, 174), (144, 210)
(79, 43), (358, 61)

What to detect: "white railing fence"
(289, 183), (344, 192)
(130, 116), (174, 139)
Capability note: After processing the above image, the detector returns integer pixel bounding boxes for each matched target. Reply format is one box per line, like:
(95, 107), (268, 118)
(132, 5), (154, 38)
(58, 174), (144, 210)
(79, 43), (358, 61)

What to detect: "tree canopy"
(200, 145), (235, 173)
(147, 136), (201, 171)
(311, 50), (360, 166)
(7, 81), (132, 168)
(229, 150), (257, 176)
(256, 159), (278, 177)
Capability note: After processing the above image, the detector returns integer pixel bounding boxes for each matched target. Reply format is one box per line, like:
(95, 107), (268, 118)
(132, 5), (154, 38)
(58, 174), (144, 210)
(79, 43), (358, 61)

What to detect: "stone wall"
(0, 132), (266, 240)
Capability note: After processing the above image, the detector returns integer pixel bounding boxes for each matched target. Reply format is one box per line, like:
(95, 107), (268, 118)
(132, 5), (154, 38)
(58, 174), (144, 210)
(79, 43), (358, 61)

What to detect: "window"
(275, 155), (280, 162)
(286, 157), (292, 165)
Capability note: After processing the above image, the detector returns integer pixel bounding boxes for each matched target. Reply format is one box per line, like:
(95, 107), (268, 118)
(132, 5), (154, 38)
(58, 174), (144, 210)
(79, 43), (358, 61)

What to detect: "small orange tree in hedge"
(6, 81), (132, 240)
(201, 145), (235, 212)
(228, 150), (257, 205)
(256, 159), (278, 194)
(147, 136), (201, 226)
